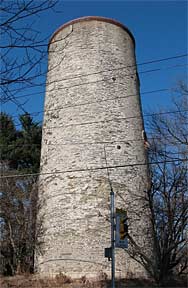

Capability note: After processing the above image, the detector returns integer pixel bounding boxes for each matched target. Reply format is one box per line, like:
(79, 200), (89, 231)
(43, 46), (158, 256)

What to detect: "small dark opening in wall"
(117, 145), (121, 150)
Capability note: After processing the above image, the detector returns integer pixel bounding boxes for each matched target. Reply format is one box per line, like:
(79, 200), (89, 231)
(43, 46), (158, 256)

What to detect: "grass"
(0, 274), (187, 288)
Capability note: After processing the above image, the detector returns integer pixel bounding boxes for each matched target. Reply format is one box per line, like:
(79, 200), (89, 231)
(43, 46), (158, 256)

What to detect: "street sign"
(115, 208), (128, 249)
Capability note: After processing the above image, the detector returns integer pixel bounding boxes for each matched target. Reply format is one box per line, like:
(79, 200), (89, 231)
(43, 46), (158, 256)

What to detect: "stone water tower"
(36, 16), (152, 279)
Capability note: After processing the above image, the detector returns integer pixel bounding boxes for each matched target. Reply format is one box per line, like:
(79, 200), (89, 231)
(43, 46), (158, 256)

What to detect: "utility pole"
(110, 186), (115, 288)
(104, 145), (115, 288)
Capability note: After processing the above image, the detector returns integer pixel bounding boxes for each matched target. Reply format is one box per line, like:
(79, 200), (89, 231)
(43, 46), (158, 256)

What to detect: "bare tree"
(0, 0), (59, 107)
(126, 82), (188, 285)
(0, 113), (43, 275)
(148, 80), (188, 157)
(0, 175), (38, 275)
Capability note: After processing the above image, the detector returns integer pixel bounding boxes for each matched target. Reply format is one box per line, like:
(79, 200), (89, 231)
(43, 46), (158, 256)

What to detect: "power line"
(43, 53), (188, 84)
(43, 109), (188, 130)
(45, 63), (188, 89)
(1, 59), (187, 102)
(5, 107), (188, 130)
(5, 84), (187, 122)
(0, 137), (163, 147)
(1, 131), (187, 148)
(6, 88), (170, 120)
(0, 158), (187, 179)
(137, 53), (188, 66)
(0, 138), (149, 147)
(0, 137), (187, 149)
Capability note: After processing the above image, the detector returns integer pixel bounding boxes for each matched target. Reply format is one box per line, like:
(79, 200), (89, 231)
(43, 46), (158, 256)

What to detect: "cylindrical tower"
(36, 16), (152, 279)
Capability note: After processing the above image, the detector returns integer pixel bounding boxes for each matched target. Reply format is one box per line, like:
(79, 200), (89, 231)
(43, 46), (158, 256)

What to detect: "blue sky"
(2, 0), (187, 125)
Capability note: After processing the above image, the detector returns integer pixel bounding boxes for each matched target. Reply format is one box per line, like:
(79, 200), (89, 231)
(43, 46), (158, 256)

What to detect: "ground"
(0, 275), (187, 288)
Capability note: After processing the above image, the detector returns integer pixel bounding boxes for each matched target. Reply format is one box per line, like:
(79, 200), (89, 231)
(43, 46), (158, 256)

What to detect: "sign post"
(103, 145), (128, 287)
(110, 187), (115, 288)
(103, 145), (116, 288)
(105, 207), (128, 287)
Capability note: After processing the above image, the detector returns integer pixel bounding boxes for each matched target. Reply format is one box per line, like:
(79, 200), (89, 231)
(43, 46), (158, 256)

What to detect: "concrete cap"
(49, 16), (135, 47)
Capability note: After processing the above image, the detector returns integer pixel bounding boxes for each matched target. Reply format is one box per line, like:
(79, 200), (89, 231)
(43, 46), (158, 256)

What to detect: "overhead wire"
(0, 131), (186, 169)
(11, 107), (188, 129)
(1, 144), (187, 163)
(42, 109), (188, 130)
(3, 83), (187, 122)
(1, 54), (187, 102)
(5, 88), (170, 120)
(0, 158), (187, 179)
(43, 63), (188, 91)
(1, 53), (187, 179)
(0, 137), (157, 147)
(34, 53), (188, 85)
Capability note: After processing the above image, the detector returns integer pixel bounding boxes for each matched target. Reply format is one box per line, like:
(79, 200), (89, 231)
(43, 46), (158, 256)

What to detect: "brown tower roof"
(49, 16), (135, 46)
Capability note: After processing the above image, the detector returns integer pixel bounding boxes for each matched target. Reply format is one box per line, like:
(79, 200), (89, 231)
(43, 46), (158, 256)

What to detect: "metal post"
(103, 145), (115, 288)
(111, 187), (115, 288)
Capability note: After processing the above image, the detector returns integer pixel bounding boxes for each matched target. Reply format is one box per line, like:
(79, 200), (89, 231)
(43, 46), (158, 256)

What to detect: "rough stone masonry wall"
(36, 18), (153, 279)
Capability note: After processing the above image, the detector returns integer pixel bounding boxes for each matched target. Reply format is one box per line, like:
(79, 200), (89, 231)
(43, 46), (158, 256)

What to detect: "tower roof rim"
(49, 16), (135, 47)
